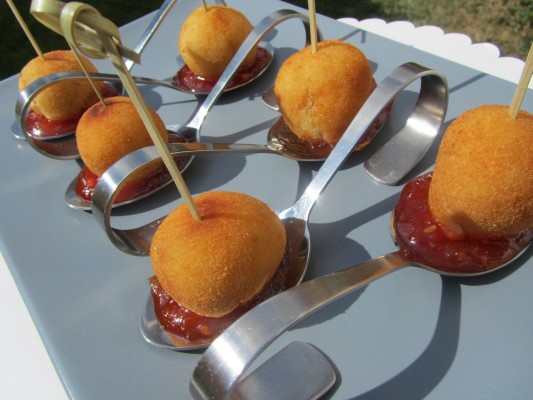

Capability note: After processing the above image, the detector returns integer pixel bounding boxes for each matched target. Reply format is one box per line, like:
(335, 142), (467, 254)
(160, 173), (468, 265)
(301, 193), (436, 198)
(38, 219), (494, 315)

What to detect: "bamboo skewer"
(308, 0), (318, 53)
(67, 44), (107, 106)
(508, 42), (533, 119)
(48, 1), (202, 220)
(6, 0), (44, 58)
(101, 37), (202, 220)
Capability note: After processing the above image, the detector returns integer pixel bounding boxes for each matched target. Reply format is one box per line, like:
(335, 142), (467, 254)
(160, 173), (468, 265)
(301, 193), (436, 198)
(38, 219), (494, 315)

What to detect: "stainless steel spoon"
(15, 40), (274, 143)
(12, 0), (178, 141)
(138, 63), (447, 351)
(168, 9), (319, 144)
(64, 130), (319, 210)
(190, 240), (531, 399)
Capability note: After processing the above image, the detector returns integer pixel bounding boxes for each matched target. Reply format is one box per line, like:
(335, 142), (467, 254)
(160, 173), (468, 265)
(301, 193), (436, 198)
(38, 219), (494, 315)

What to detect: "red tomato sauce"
(149, 246), (290, 345)
(392, 173), (533, 273)
(75, 133), (188, 204)
(25, 83), (120, 139)
(173, 47), (272, 93)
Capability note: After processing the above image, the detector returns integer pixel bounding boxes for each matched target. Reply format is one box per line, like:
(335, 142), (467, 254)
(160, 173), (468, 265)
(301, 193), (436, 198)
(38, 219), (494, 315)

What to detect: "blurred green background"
(1, 0), (531, 80)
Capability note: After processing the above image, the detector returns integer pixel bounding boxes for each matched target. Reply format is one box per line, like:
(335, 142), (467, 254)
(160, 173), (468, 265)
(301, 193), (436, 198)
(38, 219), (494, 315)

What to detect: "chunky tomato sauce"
(75, 133), (188, 204)
(25, 83), (120, 139)
(392, 173), (533, 273)
(149, 246), (290, 345)
(173, 47), (272, 93)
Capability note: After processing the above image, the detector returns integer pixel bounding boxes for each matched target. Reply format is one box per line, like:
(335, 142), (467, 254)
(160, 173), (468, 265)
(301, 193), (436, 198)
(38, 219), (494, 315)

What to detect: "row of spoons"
(14, 6), (446, 219)
(90, 62), (450, 351)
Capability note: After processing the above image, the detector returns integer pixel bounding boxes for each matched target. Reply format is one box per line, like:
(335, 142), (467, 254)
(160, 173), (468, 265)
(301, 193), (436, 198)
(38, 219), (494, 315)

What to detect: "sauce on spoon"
(173, 47), (272, 94)
(268, 89), (393, 160)
(75, 132), (188, 204)
(392, 172), (533, 274)
(149, 240), (290, 347)
(25, 83), (119, 139)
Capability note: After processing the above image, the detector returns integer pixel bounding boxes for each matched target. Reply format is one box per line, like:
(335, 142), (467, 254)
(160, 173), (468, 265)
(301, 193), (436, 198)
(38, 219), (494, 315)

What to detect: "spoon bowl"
(173, 42), (274, 96)
(12, 0), (178, 142)
(64, 127), (195, 210)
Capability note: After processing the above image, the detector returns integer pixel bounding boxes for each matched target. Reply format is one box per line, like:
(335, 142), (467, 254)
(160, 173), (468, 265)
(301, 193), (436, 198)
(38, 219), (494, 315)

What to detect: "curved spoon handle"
(190, 251), (409, 399)
(184, 9), (322, 136)
(90, 139), (304, 255)
(283, 63), (448, 221)
(15, 72), (181, 159)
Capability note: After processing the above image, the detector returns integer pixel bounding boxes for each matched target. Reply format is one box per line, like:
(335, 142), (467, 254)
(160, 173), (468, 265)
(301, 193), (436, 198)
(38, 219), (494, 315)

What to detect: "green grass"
(287, 0), (532, 59)
(1, 0), (531, 80)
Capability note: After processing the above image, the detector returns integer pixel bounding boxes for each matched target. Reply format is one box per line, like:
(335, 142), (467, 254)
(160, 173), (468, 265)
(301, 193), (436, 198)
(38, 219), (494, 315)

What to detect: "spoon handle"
(168, 142), (281, 156)
(124, 0), (177, 72)
(190, 251), (409, 399)
(287, 63), (448, 220)
(15, 72), (180, 159)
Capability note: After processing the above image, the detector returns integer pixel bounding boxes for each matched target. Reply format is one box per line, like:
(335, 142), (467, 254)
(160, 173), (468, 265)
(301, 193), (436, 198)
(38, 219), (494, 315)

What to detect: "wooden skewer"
(107, 56), (202, 220)
(67, 44), (107, 106)
(59, 2), (202, 220)
(508, 42), (533, 119)
(308, 0), (318, 54)
(201, 0), (208, 11)
(6, 0), (44, 58)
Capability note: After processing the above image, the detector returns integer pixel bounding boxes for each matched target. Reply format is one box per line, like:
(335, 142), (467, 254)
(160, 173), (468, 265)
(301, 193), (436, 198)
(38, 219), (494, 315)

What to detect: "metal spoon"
(64, 130), (319, 210)
(139, 63), (446, 351)
(15, 41), (275, 143)
(168, 9), (319, 144)
(12, 0), (178, 141)
(190, 239), (531, 399)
